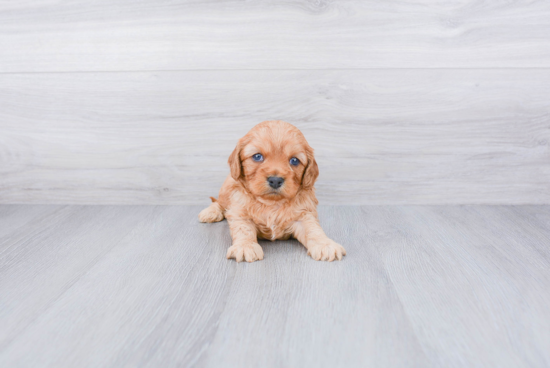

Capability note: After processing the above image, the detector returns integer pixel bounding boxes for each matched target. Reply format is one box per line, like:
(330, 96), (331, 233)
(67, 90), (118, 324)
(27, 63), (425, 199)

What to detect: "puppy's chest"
(250, 206), (296, 241)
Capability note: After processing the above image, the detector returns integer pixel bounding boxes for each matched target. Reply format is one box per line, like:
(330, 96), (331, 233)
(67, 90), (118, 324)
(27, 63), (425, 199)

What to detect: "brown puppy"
(199, 120), (346, 262)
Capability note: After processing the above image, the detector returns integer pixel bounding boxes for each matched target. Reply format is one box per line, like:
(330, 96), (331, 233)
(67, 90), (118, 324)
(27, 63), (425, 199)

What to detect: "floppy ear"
(228, 140), (243, 181)
(301, 150), (319, 189)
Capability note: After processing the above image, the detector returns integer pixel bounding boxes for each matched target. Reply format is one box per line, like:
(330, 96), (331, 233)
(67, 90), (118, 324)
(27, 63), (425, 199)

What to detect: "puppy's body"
(218, 174), (317, 241)
(199, 121), (346, 262)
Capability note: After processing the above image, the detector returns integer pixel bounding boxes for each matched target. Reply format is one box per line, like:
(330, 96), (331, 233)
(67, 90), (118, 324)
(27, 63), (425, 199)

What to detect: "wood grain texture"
(0, 205), (58, 238)
(1, 0), (550, 72)
(1, 70), (549, 204)
(0, 205), (160, 350)
(0, 205), (549, 367)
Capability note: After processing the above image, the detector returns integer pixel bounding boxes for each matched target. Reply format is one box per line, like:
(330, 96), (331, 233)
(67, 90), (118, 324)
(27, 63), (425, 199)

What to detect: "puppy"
(199, 120), (346, 262)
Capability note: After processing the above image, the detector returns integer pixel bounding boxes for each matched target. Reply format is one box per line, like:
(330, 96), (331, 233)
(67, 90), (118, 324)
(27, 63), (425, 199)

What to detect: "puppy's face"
(229, 121), (318, 201)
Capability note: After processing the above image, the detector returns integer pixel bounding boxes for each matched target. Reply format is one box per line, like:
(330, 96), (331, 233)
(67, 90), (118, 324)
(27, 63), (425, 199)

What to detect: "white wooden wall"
(1, 1), (549, 204)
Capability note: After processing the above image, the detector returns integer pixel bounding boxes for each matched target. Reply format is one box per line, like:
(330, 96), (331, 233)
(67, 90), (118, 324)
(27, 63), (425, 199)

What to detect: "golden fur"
(199, 120), (346, 262)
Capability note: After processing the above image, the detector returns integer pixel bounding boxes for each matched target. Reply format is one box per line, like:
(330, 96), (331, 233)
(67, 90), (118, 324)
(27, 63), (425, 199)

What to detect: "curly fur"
(199, 120), (346, 263)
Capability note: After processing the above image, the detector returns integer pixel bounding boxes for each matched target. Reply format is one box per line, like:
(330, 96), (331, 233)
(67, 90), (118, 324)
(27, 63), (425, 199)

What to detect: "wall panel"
(1, 69), (548, 204)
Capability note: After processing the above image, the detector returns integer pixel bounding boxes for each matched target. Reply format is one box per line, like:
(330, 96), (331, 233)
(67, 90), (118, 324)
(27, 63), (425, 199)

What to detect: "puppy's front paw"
(227, 242), (264, 263)
(199, 204), (224, 223)
(307, 239), (346, 262)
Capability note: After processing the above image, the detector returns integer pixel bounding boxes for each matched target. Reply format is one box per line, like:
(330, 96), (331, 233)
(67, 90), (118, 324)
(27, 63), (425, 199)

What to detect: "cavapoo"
(199, 120), (346, 263)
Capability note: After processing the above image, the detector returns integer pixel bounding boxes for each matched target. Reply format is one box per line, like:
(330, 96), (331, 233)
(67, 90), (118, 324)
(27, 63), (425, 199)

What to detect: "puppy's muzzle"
(267, 176), (284, 189)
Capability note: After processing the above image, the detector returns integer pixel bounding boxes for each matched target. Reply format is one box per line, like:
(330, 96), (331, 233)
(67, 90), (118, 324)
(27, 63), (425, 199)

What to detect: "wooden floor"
(0, 205), (549, 367)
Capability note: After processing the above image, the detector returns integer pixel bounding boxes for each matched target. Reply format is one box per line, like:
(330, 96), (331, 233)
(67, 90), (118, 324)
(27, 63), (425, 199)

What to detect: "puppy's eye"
(289, 157), (300, 166)
(252, 153), (264, 162)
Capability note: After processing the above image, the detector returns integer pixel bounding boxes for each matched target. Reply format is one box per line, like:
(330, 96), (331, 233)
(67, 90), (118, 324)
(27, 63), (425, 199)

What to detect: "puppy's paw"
(198, 204), (224, 223)
(227, 242), (264, 263)
(307, 239), (346, 262)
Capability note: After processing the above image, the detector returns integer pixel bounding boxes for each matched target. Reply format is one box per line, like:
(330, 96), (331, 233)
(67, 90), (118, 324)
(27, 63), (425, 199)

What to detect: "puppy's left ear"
(302, 149), (319, 189)
(228, 139), (244, 181)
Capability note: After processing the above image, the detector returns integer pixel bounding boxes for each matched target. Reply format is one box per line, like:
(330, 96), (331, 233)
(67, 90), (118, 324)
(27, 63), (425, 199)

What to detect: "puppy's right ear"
(228, 140), (243, 181)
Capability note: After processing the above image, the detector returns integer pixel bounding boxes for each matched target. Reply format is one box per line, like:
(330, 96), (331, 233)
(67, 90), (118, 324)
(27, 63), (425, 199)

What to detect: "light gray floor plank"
(367, 206), (550, 367)
(202, 206), (428, 368)
(1, 1), (549, 72)
(0, 205), (549, 367)
(0, 206), (236, 368)
(0, 205), (160, 350)
(0, 205), (62, 239)
(2, 70), (549, 205)
(505, 206), (550, 260)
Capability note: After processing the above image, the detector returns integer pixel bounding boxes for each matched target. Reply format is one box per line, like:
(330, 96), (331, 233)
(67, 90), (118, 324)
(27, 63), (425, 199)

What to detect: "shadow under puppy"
(199, 120), (346, 262)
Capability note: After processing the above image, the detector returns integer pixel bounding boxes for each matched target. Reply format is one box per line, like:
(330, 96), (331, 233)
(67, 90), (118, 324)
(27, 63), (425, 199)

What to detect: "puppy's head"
(228, 120), (318, 200)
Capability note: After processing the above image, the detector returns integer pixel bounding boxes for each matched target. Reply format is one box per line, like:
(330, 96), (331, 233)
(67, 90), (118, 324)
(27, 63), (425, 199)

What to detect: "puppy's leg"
(292, 214), (346, 262)
(226, 219), (264, 263)
(198, 197), (225, 223)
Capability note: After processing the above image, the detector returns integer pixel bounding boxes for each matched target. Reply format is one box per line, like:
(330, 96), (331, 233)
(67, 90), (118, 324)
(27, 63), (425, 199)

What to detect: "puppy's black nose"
(267, 176), (284, 189)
